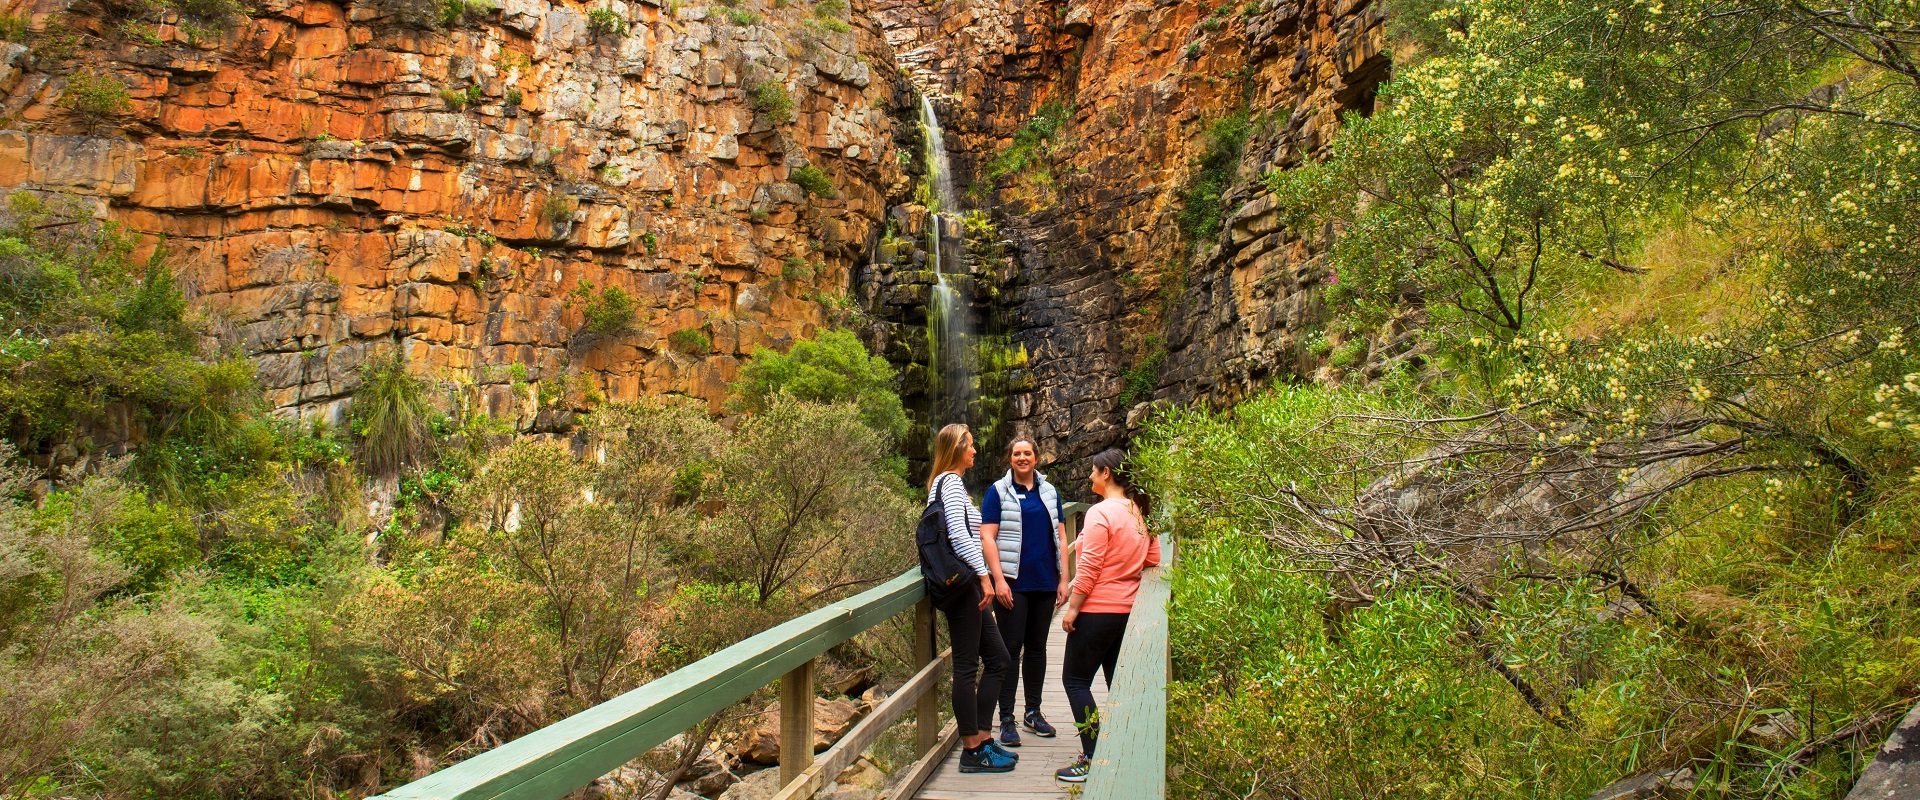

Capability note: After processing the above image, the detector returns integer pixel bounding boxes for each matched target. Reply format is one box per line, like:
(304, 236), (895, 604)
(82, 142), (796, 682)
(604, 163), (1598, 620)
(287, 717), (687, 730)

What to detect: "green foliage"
(751, 79), (794, 122)
(668, 327), (711, 356)
(505, 87), (524, 106)
(1116, 342), (1165, 408)
(731, 329), (909, 443)
(781, 254), (813, 282)
(703, 397), (913, 605)
(981, 101), (1073, 184)
(808, 0), (850, 30)
(438, 86), (470, 110)
(349, 352), (435, 475)
(586, 7), (626, 35)
(540, 193), (578, 222)
(640, 231), (658, 254)
(567, 281), (638, 335)
(0, 14), (27, 41)
(725, 7), (760, 25)
(1140, 384), (1920, 796)
(1175, 112), (1250, 243)
(790, 164), (836, 198)
(59, 73), (130, 127)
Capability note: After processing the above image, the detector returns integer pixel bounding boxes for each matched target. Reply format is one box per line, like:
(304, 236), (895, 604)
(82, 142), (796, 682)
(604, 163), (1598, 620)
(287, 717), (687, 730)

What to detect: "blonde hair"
(928, 423), (972, 490)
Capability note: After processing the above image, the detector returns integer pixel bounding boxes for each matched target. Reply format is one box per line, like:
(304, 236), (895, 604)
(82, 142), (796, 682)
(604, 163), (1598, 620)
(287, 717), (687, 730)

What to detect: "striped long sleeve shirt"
(929, 472), (988, 576)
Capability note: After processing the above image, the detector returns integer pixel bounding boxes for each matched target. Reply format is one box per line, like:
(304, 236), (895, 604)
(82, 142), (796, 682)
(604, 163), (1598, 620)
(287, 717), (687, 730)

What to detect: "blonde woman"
(927, 423), (1018, 773)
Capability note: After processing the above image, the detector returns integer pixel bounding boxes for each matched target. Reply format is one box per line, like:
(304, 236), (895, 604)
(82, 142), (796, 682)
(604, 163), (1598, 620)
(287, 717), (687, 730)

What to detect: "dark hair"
(1088, 447), (1151, 520)
(1006, 436), (1038, 460)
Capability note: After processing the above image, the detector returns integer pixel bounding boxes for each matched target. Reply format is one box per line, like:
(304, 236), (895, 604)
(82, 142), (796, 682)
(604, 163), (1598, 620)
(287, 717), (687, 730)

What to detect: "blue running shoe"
(959, 743), (1017, 773)
(1055, 755), (1090, 783)
(999, 719), (1022, 747)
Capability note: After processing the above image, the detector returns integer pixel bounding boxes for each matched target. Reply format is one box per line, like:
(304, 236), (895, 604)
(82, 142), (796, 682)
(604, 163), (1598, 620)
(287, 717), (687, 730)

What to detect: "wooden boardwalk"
(913, 610), (1103, 800)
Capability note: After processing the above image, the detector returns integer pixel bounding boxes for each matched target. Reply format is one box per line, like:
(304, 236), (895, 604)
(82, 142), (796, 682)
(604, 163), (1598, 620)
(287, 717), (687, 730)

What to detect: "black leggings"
(992, 591), (1055, 722)
(936, 582), (1011, 739)
(1062, 611), (1129, 757)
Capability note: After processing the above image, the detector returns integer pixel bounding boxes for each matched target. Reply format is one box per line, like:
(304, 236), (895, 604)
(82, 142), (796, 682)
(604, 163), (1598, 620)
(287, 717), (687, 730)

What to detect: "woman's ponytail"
(1088, 447), (1152, 521)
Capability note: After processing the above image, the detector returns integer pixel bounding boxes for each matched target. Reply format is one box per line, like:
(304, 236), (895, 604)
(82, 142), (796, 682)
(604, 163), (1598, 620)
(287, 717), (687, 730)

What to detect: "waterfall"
(919, 96), (974, 428)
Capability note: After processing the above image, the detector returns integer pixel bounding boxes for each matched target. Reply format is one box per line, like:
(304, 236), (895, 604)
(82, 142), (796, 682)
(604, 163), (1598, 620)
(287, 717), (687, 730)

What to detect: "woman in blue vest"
(979, 436), (1068, 748)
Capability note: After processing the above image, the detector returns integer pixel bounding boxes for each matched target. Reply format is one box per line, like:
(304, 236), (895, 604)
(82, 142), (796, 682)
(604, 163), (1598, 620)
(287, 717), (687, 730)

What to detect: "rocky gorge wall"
(870, 0), (1395, 469)
(0, 0), (911, 428)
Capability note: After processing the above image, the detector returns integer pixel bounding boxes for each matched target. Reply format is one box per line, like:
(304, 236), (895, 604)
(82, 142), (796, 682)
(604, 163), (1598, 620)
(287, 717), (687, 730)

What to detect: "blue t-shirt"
(981, 479), (1063, 593)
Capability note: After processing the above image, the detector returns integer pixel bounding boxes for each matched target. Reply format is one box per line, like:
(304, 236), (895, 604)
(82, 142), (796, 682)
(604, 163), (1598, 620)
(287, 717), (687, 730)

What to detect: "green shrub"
(59, 74), (131, 127)
(349, 351), (436, 475)
(505, 88), (524, 106)
(725, 7), (759, 25)
(439, 86), (469, 110)
(781, 255), (812, 282)
(668, 328), (712, 357)
(0, 13), (26, 41)
(1175, 112), (1249, 243)
(790, 164), (835, 198)
(1116, 343), (1165, 408)
(751, 80), (794, 123)
(541, 194), (578, 222)
(981, 101), (1072, 183)
(730, 329), (908, 442)
(567, 281), (638, 335)
(641, 231), (658, 254)
(587, 7), (626, 35)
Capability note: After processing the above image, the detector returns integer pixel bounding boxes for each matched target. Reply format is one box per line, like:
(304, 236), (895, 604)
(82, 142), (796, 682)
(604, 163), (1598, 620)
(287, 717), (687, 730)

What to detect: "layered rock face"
(0, 0), (909, 423)
(872, 0), (1388, 466)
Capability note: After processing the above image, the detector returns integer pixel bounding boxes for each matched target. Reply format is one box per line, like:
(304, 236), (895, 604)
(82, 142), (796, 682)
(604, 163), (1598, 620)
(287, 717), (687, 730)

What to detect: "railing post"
(914, 596), (938, 752)
(780, 658), (817, 787)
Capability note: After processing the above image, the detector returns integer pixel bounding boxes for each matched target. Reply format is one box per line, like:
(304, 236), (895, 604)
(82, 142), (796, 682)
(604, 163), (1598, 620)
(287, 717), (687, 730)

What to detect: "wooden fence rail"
(374, 502), (1173, 800)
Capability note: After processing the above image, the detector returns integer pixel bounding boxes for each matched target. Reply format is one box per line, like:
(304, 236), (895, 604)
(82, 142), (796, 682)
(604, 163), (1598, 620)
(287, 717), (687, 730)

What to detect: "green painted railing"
(1083, 538), (1173, 800)
(375, 502), (1173, 800)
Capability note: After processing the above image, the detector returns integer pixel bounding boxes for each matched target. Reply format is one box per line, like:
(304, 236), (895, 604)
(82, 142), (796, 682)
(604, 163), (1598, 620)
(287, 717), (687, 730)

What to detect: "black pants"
(936, 582), (1011, 739)
(992, 590), (1055, 722)
(1062, 611), (1129, 757)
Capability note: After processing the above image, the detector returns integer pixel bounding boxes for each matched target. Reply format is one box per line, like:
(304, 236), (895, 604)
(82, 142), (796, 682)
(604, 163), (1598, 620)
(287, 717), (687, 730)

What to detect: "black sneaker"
(959, 743), (1016, 773)
(998, 719), (1022, 747)
(1023, 710), (1057, 738)
(1055, 755), (1090, 783)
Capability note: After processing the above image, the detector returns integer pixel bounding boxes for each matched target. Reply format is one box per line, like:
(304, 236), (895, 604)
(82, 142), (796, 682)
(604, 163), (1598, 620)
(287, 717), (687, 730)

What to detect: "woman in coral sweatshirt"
(1054, 447), (1161, 784)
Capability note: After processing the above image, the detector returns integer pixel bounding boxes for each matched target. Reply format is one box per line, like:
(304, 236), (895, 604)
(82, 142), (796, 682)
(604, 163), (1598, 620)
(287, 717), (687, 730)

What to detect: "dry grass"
(1561, 220), (1765, 339)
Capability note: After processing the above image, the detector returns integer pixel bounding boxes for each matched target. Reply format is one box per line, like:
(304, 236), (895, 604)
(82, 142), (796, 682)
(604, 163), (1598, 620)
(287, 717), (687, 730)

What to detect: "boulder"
(734, 697), (861, 764)
(716, 767), (781, 800)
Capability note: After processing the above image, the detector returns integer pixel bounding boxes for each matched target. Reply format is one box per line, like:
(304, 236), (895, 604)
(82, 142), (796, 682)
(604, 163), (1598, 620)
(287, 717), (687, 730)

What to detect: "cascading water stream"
(920, 96), (974, 427)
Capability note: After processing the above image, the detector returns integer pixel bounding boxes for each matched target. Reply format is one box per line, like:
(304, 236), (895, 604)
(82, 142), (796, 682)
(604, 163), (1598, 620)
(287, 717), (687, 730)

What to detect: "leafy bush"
(725, 7), (759, 25)
(1175, 112), (1250, 243)
(981, 101), (1073, 183)
(349, 352), (436, 475)
(751, 79), (794, 122)
(567, 281), (638, 335)
(586, 7), (625, 35)
(540, 193), (578, 222)
(731, 329), (909, 442)
(790, 164), (836, 198)
(59, 74), (131, 127)
(668, 328), (711, 356)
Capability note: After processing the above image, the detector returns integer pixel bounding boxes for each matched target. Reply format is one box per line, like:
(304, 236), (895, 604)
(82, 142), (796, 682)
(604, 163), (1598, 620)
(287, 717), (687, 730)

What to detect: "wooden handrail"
(374, 504), (1127, 800)
(376, 572), (924, 800)
(1082, 537), (1174, 800)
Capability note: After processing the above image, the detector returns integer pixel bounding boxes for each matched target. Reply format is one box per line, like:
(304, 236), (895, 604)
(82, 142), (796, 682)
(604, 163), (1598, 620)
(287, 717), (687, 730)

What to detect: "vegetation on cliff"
(0, 196), (919, 798)
(1146, 0), (1920, 795)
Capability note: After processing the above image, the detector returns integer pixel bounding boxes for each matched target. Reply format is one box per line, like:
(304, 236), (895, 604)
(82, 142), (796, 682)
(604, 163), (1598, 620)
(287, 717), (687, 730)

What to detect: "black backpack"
(916, 478), (973, 600)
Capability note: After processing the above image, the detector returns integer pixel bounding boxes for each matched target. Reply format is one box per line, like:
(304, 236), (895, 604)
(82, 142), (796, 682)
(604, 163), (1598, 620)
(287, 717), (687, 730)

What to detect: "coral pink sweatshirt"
(1071, 497), (1161, 614)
